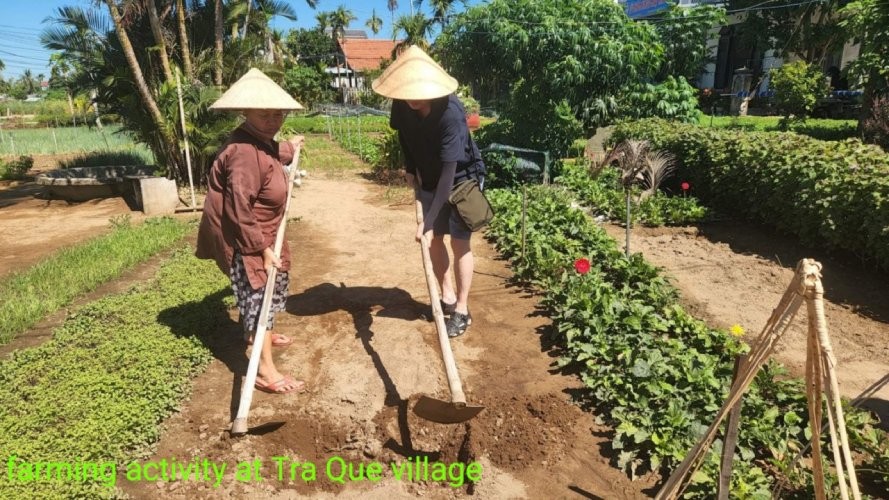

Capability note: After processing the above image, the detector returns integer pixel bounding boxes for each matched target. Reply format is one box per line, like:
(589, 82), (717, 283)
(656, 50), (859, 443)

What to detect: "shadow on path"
(287, 281), (439, 460)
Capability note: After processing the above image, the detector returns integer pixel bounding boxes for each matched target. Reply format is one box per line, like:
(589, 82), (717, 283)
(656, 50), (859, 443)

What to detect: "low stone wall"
(36, 165), (158, 202)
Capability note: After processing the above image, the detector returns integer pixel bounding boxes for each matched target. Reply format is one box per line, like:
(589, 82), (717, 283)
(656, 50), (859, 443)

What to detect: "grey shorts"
(418, 188), (472, 240)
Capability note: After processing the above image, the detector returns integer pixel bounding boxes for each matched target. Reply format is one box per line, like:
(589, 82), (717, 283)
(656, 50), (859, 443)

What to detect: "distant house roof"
(339, 39), (400, 73)
(324, 28), (368, 39)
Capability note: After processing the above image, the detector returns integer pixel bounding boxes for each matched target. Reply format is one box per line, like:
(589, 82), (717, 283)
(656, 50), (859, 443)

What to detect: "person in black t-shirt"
(372, 46), (486, 338)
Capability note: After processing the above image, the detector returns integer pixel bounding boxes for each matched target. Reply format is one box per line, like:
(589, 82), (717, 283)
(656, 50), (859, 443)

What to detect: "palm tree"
(240, 0), (310, 39)
(41, 5), (109, 126)
(48, 53), (77, 118)
(145, 0), (174, 82)
(420, 0), (457, 29)
(41, 5), (109, 60)
(366, 9), (383, 36)
(174, 0), (195, 79)
(214, 0), (223, 85)
(315, 11), (331, 33)
(249, 1), (298, 69)
(392, 13), (431, 53)
(387, 0), (398, 27)
(101, 0), (167, 143)
(330, 5), (357, 41)
(20, 70), (36, 95)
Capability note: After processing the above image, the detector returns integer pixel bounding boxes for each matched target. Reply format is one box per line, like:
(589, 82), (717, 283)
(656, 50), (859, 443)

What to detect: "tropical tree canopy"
(840, 0), (889, 96)
(331, 5), (357, 40)
(40, 1), (311, 186)
(392, 13), (432, 53)
(414, 0), (459, 28)
(437, 0), (663, 127)
(652, 5), (726, 82)
(729, 0), (847, 64)
(366, 9), (383, 35)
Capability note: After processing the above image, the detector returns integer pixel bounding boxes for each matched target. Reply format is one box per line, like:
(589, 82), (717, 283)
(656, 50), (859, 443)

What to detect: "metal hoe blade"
(413, 396), (485, 424)
(229, 420), (286, 437)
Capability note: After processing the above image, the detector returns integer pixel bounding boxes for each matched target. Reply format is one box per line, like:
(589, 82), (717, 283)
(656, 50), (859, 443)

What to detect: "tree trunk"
(66, 90), (77, 127)
(267, 35), (275, 64)
(242, 0), (252, 39)
(91, 89), (104, 129)
(65, 90), (75, 117)
(860, 78), (875, 136)
(214, 0), (223, 86)
(146, 0), (174, 83)
(176, 0), (194, 80)
(104, 0), (166, 131)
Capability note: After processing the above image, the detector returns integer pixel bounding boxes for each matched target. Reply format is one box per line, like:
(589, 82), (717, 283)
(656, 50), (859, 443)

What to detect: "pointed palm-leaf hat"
(372, 45), (458, 100)
(210, 68), (303, 110)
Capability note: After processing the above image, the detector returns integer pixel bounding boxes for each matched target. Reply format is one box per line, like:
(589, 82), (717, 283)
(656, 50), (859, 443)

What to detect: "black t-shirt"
(389, 94), (485, 191)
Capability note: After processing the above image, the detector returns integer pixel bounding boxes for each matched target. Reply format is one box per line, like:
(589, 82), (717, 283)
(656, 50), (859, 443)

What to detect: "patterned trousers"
(230, 251), (289, 334)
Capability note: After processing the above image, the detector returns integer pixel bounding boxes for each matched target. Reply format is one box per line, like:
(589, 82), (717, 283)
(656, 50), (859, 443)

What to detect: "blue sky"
(0, 0), (479, 79)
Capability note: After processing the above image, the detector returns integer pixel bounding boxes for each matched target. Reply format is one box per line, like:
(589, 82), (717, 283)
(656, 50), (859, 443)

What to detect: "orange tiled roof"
(340, 39), (400, 72)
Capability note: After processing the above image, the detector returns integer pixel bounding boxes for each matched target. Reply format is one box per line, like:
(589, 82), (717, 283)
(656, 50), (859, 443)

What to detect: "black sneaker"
(446, 311), (472, 338)
(440, 300), (457, 316)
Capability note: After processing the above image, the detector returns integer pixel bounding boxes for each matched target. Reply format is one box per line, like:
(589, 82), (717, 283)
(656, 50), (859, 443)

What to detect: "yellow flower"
(729, 324), (745, 337)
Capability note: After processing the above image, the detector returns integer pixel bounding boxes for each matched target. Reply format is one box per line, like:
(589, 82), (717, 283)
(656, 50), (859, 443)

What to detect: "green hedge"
(704, 116), (859, 142)
(612, 119), (889, 270)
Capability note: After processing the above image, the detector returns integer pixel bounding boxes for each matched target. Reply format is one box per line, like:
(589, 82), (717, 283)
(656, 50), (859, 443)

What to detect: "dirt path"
(8, 143), (888, 497)
(604, 221), (889, 424)
(0, 179), (148, 277)
(117, 170), (655, 499)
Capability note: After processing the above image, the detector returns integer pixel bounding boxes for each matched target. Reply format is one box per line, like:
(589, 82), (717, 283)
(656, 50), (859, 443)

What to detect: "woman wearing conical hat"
(196, 68), (306, 394)
(373, 46), (487, 339)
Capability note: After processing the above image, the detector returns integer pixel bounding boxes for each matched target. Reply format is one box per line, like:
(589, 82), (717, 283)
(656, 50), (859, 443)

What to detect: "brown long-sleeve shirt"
(196, 125), (296, 290)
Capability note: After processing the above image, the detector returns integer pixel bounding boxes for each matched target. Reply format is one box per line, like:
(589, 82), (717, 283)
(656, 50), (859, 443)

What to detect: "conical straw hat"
(372, 45), (458, 100)
(210, 68), (303, 110)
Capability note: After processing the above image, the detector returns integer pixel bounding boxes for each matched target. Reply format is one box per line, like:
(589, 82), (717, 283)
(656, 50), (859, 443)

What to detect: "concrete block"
(138, 177), (179, 216)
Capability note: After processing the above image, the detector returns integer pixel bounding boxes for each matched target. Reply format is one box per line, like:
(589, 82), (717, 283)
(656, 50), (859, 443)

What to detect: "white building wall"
(760, 50), (783, 92)
(697, 26), (720, 88)
(841, 41), (860, 68)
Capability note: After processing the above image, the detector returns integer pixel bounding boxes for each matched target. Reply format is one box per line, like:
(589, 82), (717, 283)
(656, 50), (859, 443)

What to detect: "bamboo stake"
(717, 356), (745, 500)
(805, 260), (860, 499)
(660, 260), (860, 500)
(175, 72), (197, 211)
(824, 377), (850, 500)
(658, 263), (809, 500)
(807, 307), (827, 499)
(521, 184), (527, 262)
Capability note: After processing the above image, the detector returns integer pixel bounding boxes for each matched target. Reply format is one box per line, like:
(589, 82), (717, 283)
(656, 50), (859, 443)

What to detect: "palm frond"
(639, 150), (676, 199)
(601, 139), (650, 188)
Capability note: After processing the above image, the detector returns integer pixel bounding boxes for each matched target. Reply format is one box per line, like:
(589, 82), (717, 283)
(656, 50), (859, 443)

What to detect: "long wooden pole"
(806, 307), (827, 499)
(806, 261), (860, 499)
(231, 146), (301, 435)
(175, 72), (197, 211)
(717, 356), (745, 500)
(415, 197), (467, 405)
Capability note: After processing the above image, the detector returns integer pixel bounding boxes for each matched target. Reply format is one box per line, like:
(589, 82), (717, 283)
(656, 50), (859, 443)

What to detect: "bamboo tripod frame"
(656, 259), (861, 500)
